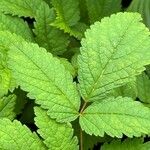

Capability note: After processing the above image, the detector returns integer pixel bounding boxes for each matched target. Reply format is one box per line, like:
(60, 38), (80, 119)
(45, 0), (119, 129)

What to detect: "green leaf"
(73, 119), (111, 150)
(111, 81), (137, 99)
(80, 96), (150, 137)
(0, 0), (42, 18)
(0, 94), (16, 120)
(127, 0), (150, 29)
(101, 138), (150, 150)
(0, 13), (33, 41)
(0, 13), (33, 96)
(146, 65), (150, 77)
(0, 44), (14, 97)
(0, 31), (27, 97)
(78, 12), (150, 102)
(79, 0), (89, 24)
(71, 52), (79, 74)
(35, 107), (79, 150)
(59, 58), (76, 78)
(51, 0), (86, 39)
(136, 72), (150, 103)
(7, 32), (80, 122)
(0, 13), (33, 97)
(143, 141), (150, 150)
(0, 68), (15, 97)
(34, 4), (69, 55)
(0, 0), (69, 55)
(43, 0), (52, 7)
(0, 118), (46, 150)
(51, 0), (80, 26)
(86, 0), (121, 23)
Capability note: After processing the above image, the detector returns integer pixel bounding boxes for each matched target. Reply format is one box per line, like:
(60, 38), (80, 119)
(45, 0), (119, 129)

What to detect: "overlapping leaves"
(0, 9), (150, 149)
(7, 31), (80, 122)
(35, 107), (78, 150)
(0, 118), (46, 149)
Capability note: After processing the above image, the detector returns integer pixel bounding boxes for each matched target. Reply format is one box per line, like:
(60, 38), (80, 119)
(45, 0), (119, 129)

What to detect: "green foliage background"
(0, 0), (150, 150)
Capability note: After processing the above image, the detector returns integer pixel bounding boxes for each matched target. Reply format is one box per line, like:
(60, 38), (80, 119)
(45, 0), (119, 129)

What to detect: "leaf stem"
(80, 126), (83, 150)
(79, 101), (87, 150)
(80, 102), (87, 114)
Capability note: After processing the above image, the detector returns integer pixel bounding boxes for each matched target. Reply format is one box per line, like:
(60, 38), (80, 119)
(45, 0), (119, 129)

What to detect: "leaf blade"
(136, 72), (150, 103)
(34, 4), (69, 55)
(78, 12), (150, 102)
(35, 107), (79, 150)
(0, 118), (46, 150)
(0, 0), (42, 17)
(86, 0), (121, 23)
(0, 94), (16, 120)
(7, 32), (80, 122)
(51, 0), (86, 39)
(127, 0), (150, 28)
(80, 97), (150, 137)
(0, 13), (33, 42)
(101, 138), (145, 150)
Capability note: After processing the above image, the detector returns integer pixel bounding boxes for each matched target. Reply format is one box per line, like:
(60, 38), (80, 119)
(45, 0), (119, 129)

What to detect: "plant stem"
(80, 102), (87, 114)
(80, 126), (83, 150)
(79, 101), (87, 150)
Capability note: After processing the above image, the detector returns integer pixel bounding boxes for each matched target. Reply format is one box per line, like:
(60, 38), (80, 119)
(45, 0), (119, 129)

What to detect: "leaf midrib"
(11, 44), (78, 112)
(86, 17), (137, 100)
(82, 112), (150, 120)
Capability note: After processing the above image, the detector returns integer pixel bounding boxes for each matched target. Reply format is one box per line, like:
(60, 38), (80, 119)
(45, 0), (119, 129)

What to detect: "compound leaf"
(80, 97), (150, 137)
(78, 12), (150, 102)
(35, 107), (79, 150)
(0, 118), (46, 150)
(7, 32), (80, 122)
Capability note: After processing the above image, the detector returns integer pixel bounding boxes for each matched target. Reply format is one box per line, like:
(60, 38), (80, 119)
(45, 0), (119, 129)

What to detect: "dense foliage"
(0, 0), (150, 149)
